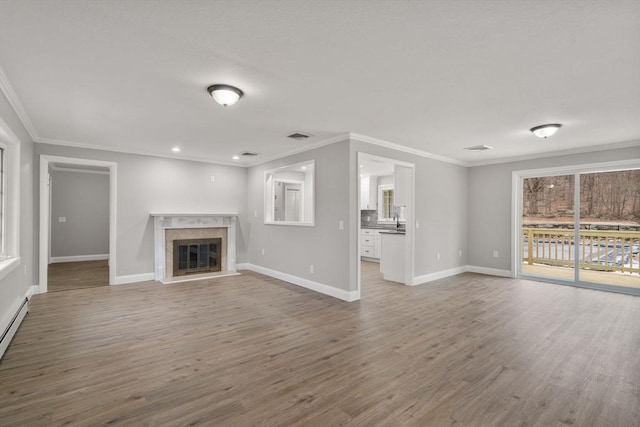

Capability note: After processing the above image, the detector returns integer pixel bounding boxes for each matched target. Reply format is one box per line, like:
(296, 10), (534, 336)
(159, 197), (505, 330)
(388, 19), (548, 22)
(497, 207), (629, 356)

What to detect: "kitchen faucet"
(393, 212), (400, 228)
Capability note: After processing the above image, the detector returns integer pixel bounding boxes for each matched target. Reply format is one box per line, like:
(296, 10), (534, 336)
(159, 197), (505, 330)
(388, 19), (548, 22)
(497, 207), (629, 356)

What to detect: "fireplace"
(173, 238), (222, 276)
(151, 214), (238, 284)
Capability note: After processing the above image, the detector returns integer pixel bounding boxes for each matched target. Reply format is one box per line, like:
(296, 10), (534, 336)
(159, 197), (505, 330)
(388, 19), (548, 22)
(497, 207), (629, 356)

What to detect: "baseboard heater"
(0, 297), (29, 360)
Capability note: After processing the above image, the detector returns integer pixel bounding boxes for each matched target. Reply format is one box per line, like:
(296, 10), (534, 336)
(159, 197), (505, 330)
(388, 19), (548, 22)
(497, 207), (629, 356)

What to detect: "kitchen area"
(359, 154), (412, 285)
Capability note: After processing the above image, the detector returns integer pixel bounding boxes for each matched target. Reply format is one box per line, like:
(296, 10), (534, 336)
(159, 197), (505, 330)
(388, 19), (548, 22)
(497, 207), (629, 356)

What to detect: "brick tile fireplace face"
(165, 228), (227, 279)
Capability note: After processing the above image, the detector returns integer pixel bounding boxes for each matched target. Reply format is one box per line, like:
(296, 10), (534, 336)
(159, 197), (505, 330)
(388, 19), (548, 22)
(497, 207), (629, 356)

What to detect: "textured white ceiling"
(1, 0), (638, 166)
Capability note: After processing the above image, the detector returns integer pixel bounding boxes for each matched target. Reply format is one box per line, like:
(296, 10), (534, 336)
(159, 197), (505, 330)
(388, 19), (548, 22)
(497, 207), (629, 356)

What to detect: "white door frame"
(39, 155), (117, 293)
(356, 152), (415, 297)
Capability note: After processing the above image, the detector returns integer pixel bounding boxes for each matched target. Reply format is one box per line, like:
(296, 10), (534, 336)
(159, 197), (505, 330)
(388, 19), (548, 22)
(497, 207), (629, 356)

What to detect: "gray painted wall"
(246, 141), (351, 291)
(50, 170), (109, 257)
(34, 143), (248, 278)
(0, 89), (36, 329)
(467, 145), (640, 272)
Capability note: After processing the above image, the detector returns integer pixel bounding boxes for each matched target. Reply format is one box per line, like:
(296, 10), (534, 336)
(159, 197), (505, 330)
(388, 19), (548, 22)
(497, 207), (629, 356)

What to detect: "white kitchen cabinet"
(360, 229), (381, 260)
(380, 232), (406, 283)
(360, 176), (378, 210)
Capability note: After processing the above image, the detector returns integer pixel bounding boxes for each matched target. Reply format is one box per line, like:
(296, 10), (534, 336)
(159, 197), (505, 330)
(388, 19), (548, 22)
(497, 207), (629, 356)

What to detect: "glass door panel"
(522, 175), (576, 281)
(578, 170), (640, 290)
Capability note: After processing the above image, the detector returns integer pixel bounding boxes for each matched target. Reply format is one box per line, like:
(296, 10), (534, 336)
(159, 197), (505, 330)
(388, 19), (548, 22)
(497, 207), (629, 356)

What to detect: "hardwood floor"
(47, 260), (109, 292)
(1, 262), (638, 426)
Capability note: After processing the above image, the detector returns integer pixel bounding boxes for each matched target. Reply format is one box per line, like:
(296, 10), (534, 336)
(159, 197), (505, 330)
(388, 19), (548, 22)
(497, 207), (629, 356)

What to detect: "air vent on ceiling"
(287, 132), (311, 140)
(241, 152), (259, 156)
(464, 144), (494, 151)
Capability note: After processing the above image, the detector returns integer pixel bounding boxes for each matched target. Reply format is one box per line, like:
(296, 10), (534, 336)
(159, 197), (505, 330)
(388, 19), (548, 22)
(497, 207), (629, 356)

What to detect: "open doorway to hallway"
(39, 155), (117, 293)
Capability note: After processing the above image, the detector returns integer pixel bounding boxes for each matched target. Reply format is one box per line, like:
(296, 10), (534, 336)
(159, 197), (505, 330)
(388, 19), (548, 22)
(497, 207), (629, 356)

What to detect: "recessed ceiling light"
(171, 147), (181, 152)
(530, 123), (562, 139)
(359, 165), (364, 168)
(207, 84), (244, 107)
(301, 166), (307, 170)
(232, 155), (240, 160)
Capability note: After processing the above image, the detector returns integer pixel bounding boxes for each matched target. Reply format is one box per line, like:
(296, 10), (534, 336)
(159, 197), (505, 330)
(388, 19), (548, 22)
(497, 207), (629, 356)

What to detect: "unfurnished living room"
(1, 1), (639, 426)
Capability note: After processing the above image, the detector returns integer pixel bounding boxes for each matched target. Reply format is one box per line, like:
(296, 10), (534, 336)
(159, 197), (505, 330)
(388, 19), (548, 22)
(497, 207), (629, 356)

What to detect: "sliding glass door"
(518, 165), (639, 295)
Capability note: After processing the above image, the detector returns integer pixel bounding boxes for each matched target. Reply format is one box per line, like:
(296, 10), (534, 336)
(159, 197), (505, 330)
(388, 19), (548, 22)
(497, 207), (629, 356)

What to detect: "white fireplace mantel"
(150, 213), (238, 282)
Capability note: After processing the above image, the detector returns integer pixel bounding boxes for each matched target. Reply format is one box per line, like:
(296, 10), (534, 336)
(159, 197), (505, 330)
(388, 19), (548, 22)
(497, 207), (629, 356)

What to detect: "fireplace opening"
(173, 238), (222, 276)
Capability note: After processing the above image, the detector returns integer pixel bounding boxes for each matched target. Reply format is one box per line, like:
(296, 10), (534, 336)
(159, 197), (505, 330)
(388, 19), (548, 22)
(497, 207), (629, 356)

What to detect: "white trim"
(49, 165), (110, 175)
(113, 273), (155, 285)
(513, 158), (640, 178)
(39, 155), (117, 292)
(239, 263), (359, 302)
(50, 254), (109, 263)
(160, 271), (240, 284)
(466, 265), (513, 278)
(469, 140), (640, 167)
(26, 285), (39, 299)
(350, 133), (469, 167)
(0, 257), (20, 281)
(0, 118), (21, 276)
(411, 266), (468, 285)
(0, 66), (39, 141)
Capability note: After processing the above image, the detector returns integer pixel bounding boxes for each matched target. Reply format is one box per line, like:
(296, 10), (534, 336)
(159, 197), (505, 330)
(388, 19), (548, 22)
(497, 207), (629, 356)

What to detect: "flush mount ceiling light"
(530, 123), (562, 139)
(207, 84), (244, 107)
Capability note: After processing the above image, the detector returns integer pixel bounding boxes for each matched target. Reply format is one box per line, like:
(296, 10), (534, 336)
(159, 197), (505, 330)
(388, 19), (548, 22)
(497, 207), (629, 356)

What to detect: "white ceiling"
(1, 0), (638, 166)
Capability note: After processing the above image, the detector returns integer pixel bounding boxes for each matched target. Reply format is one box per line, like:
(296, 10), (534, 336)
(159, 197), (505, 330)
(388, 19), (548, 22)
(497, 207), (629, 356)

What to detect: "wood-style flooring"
(47, 260), (109, 292)
(1, 262), (638, 426)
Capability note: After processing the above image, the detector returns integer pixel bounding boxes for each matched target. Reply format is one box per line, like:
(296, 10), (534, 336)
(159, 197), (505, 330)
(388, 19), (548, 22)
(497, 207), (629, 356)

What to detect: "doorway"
(39, 155), (117, 293)
(356, 152), (415, 298)
(515, 160), (639, 295)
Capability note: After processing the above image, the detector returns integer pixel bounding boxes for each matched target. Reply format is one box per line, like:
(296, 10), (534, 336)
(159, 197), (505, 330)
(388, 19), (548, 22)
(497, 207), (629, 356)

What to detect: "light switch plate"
(58, 217), (66, 223)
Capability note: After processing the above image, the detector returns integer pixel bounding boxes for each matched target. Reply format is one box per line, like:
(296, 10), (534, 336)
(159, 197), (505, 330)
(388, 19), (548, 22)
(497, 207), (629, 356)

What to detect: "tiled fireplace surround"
(151, 214), (238, 283)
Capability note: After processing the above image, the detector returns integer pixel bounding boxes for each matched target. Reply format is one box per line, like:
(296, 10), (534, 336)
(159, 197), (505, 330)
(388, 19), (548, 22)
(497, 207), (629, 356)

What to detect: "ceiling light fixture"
(232, 155), (240, 160)
(530, 123), (562, 139)
(171, 147), (181, 152)
(207, 84), (244, 107)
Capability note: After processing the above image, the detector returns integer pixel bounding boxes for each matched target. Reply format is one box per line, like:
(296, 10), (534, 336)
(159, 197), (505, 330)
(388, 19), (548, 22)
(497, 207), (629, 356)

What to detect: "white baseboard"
(239, 263), (359, 302)
(50, 254), (109, 264)
(411, 266), (468, 286)
(113, 273), (155, 285)
(26, 285), (39, 299)
(466, 265), (513, 277)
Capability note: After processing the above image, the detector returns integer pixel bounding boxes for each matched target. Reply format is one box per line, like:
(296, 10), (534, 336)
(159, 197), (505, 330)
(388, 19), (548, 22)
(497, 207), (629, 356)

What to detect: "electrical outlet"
(58, 217), (66, 223)
(416, 220), (420, 229)
(261, 248), (265, 256)
(437, 252), (441, 260)
(459, 250), (462, 257)
(310, 265), (314, 274)
(339, 220), (344, 230)
(254, 210), (258, 217)
(210, 175), (215, 183)
(493, 250), (499, 258)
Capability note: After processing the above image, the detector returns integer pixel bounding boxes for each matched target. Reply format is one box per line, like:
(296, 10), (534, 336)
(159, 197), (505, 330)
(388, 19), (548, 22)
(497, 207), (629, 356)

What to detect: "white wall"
(0, 89), (36, 334)
(34, 143), (248, 280)
(245, 141), (351, 294)
(467, 145), (640, 273)
(50, 169), (109, 258)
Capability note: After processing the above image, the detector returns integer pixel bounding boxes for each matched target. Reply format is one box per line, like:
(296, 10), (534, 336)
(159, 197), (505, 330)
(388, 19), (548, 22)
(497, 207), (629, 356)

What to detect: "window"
(0, 119), (20, 279)
(0, 145), (4, 255)
(382, 188), (393, 219)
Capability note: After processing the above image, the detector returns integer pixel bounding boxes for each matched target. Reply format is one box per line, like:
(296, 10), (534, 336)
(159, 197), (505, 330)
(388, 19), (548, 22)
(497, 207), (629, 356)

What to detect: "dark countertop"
(379, 230), (406, 235)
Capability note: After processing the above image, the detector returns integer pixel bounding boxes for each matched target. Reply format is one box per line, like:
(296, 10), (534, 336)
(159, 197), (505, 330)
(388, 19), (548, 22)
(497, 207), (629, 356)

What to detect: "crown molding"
(348, 132), (470, 167)
(245, 133), (350, 167)
(467, 139), (640, 167)
(0, 66), (39, 141)
(35, 136), (245, 168)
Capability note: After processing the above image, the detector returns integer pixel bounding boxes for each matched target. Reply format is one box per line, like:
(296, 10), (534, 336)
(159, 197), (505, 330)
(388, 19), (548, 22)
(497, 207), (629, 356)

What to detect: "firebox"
(173, 238), (222, 276)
